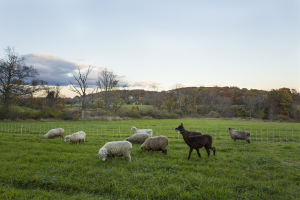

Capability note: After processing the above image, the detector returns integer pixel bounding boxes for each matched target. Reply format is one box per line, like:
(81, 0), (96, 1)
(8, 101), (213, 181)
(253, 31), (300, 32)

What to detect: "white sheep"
(131, 126), (152, 137)
(43, 128), (64, 139)
(64, 131), (86, 144)
(98, 141), (132, 161)
(126, 133), (150, 143)
(228, 127), (250, 143)
(141, 136), (169, 154)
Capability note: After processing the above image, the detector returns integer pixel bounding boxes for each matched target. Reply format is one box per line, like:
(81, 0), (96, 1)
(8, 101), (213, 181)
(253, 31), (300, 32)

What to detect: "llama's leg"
(212, 147), (216, 155)
(188, 148), (193, 160)
(196, 149), (201, 158)
(205, 148), (210, 157)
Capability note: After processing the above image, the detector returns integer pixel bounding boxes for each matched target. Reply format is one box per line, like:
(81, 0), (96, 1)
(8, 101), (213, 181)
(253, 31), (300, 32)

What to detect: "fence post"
(292, 128), (293, 144)
(256, 128), (257, 142)
(279, 129), (281, 143)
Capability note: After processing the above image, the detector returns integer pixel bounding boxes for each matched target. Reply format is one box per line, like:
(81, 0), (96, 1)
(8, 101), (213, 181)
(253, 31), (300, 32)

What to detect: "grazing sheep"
(175, 123), (216, 160)
(131, 126), (152, 137)
(126, 133), (150, 143)
(64, 131), (86, 144)
(228, 127), (250, 143)
(141, 136), (169, 154)
(98, 141), (132, 161)
(43, 128), (64, 139)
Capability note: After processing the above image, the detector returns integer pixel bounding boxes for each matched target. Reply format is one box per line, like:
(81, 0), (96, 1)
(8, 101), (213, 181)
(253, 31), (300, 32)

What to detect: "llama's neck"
(180, 129), (192, 145)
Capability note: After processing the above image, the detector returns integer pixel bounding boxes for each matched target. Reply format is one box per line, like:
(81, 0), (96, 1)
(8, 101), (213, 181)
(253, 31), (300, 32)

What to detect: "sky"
(0, 0), (299, 98)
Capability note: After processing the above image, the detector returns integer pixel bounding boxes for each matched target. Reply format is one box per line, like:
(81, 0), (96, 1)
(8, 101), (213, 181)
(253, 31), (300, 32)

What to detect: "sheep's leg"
(162, 149), (167, 155)
(188, 148), (193, 160)
(125, 155), (131, 162)
(246, 139), (250, 143)
(196, 149), (201, 158)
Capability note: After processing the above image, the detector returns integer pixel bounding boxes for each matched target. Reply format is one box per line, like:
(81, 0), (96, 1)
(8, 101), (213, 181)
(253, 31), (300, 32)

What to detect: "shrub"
(174, 109), (184, 117)
(274, 115), (291, 121)
(118, 110), (141, 119)
(207, 111), (221, 118)
(97, 108), (113, 116)
(59, 111), (78, 120)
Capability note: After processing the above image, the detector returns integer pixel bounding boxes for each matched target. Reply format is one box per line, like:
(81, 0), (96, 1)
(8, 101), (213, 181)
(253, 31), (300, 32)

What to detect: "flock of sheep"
(43, 124), (251, 161)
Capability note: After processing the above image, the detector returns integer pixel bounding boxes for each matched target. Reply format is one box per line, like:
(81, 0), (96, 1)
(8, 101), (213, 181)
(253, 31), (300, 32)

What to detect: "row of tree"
(1, 47), (299, 121)
(139, 86), (300, 120)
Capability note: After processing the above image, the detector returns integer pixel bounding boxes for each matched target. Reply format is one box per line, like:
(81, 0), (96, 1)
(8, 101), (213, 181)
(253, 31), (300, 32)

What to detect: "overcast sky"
(1, 0), (299, 97)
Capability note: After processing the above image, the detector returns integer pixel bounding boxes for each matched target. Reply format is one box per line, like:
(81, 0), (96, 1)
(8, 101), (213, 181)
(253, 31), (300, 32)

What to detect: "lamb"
(175, 123), (216, 160)
(43, 128), (64, 139)
(126, 133), (150, 143)
(141, 136), (169, 154)
(131, 126), (152, 137)
(98, 141), (132, 161)
(228, 127), (251, 143)
(64, 131), (86, 144)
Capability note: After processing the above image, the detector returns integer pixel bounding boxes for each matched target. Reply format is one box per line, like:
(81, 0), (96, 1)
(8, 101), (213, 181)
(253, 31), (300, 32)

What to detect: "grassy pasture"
(120, 105), (154, 111)
(0, 119), (300, 199)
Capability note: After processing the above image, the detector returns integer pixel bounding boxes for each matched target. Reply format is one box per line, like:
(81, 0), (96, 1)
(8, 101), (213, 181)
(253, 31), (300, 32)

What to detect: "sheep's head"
(98, 148), (108, 161)
(131, 126), (137, 131)
(175, 123), (184, 132)
(141, 143), (146, 151)
(64, 135), (71, 142)
(228, 127), (234, 131)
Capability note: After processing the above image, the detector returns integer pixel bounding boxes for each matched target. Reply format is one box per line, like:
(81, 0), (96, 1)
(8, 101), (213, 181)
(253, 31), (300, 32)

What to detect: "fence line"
(0, 123), (299, 143)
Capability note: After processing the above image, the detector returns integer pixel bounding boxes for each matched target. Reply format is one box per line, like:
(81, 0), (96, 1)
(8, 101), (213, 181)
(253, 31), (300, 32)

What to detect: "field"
(0, 119), (300, 199)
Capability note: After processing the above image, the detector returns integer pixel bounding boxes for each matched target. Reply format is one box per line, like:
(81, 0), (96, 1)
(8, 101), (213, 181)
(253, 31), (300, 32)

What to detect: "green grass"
(0, 105), (39, 113)
(0, 119), (300, 199)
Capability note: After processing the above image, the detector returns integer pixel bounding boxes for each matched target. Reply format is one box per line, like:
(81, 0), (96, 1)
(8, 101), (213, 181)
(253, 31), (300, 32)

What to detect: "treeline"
(138, 86), (300, 121)
(1, 86), (300, 122)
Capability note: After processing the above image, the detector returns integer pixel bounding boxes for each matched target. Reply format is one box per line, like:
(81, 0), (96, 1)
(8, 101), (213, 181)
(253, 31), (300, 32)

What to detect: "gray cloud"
(23, 53), (98, 87)
(23, 53), (131, 91)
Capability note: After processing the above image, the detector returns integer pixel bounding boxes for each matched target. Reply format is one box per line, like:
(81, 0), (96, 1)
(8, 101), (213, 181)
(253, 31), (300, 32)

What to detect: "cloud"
(132, 81), (161, 87)
(23, 53), (100, 87)
(72, 57), (87, 62)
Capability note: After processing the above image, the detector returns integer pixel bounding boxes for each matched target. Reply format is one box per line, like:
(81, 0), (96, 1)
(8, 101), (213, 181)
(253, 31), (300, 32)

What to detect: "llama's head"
(175, 123), (184, 132)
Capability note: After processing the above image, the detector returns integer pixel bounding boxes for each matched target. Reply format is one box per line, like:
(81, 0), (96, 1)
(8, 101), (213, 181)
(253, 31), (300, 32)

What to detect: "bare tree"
(69, 65), (97, 118)
(97, 68), (120, 111)
(0, 47), (47, 119)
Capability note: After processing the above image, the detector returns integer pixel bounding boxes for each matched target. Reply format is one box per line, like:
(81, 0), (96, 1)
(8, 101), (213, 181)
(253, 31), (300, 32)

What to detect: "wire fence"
(1, 123), (300, 143)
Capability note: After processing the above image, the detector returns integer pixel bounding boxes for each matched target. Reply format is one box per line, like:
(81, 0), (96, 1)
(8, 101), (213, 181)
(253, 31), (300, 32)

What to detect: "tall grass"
(0, 119), (300, 199)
